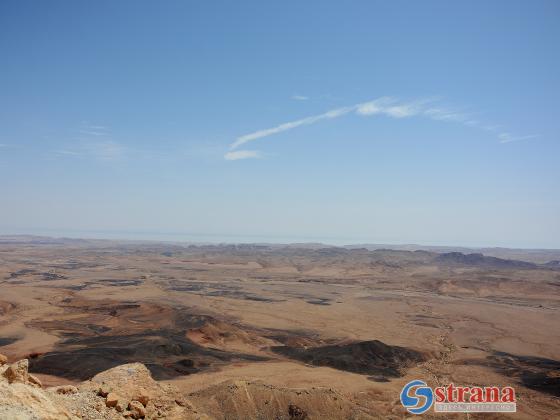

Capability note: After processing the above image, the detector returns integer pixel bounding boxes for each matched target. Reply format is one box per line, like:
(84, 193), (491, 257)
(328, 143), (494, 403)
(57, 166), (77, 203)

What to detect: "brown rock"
(49, 384), (78, 395)
(135, 390), (150, 406)
(129, 400), (147, 419)
(88, 364), (169, 409)
(0, 353), (7, 366)
(116, 399), (128, 412)
(288, 403), (308, 419)
(2, 359), (29, 384)
(98, 382), (112, 397)
(105, 392), (121, 408)
(28, 374), (42, 388)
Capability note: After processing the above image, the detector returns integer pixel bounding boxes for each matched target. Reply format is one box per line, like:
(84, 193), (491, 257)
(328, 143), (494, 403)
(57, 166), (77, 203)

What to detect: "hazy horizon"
(2, 227), (560, 251)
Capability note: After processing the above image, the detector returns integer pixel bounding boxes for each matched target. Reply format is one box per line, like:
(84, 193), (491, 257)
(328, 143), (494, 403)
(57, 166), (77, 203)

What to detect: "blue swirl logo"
(400, 380), (434, 415)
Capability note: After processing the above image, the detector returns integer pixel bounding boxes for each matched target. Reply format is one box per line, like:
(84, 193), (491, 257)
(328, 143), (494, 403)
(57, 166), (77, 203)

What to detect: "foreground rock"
(0, 357), (380, 419)
(0, 381), (75, 419)
(0, 359), (201, 419)
(1, 358), (75, 419)
(2, 359), (29, 384)
(74, 363), (203, 419)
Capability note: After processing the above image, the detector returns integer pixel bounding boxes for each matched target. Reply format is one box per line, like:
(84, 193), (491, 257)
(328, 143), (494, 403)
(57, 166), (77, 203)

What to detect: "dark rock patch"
(29, 330), (268, 381)
(367, 375), (390, 382)
(7, 269), (36, 279)
(205, 289), (283, 302)
(96, 279), (143, 287)
(288, 404), (308, 419)
(0, 336), (19, 347)
(41, 272), (68, 280)
(434, 252), (536, 269)
(463, 351), (560, 397)
(272, 340), (427, 377)
(168, 283), (206, 292)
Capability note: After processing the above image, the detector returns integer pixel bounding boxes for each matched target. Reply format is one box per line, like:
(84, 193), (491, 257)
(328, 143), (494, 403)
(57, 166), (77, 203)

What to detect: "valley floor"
(0, 237), (559, 418)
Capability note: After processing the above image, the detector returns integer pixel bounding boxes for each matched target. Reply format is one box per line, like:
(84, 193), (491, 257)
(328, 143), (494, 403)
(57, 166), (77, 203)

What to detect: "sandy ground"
(0, 237), (559, 418)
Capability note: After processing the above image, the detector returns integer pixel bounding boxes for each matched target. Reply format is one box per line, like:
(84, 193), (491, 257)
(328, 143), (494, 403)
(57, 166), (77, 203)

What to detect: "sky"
(1, 1), (559, 248)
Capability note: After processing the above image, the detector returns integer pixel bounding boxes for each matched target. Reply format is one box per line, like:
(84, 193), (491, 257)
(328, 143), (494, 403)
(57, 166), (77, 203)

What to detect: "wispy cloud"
(85, 140), (124, 160)
(292, 94), (309, 101)
(54, 149), (81, 156)
(224, 150), (262, 160)
(226, 96), (534, 159)
(422, 107), (469, 123)
(78, 123), (109, 137)
(230, 105), (355, 150)
(54, 123), (126, 161)
(356, 97), (437, 118)
(498, 133), (538, 144)
(229, 97), (441, 152)
(79, 129), (107, 136)
(55, 140), (125, 161)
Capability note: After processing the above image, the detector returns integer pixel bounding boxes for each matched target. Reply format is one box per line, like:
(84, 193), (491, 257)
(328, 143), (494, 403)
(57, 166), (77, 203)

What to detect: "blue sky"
(1, 1), (559, 247)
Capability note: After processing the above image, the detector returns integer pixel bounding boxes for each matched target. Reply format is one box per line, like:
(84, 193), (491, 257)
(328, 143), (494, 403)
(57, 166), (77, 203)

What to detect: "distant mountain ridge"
(344, 243), (560, 264)
(433, 252), (537, 269)
(2, 234), (560, 264)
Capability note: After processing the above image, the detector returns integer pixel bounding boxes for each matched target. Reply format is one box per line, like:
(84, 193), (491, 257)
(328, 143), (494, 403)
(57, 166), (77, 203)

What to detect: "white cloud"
(59, 123), (124, 160)
(78, 123), (109, 137)
(55, 140), (125, 161)
(292, 94), (309, 101)
(226, 96), (535, 159)
(483, 124), (502, 132)
(230, 97), (440, 152)
(358, 97), (437, 119)
(79, 130), (107, 136)
(230, 105), (355, 149)
(498, 133), (538, 144)
(54, 149), (81, 156)
(423, 107), (469, 123)
(224, 150), (262, 160)
(355, 97), (396, 115)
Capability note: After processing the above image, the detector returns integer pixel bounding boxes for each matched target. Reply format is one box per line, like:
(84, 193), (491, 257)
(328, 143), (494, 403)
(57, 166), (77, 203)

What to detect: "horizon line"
(1, 229), (559, 251)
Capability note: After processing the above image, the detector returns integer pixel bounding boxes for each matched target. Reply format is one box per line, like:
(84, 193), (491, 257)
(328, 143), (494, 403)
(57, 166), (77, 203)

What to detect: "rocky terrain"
(0, 236), (559, 418)
(0, 354), (379, 419)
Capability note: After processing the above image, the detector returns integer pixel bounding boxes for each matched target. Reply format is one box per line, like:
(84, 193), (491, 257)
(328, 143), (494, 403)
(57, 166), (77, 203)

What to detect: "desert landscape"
(0, 235), (559, 419)
(3, 0), (558, 418)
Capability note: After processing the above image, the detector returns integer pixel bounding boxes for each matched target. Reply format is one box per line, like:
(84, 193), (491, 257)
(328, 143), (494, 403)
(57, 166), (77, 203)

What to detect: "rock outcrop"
(0, 354), (379, 419)
(2, 359), (29, 384)
(0, 356), (201, 419)
(0, 356), (75, 419)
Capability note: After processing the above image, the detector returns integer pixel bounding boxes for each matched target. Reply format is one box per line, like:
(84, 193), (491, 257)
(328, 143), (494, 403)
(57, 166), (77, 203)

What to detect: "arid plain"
(0, 236), (559, 419)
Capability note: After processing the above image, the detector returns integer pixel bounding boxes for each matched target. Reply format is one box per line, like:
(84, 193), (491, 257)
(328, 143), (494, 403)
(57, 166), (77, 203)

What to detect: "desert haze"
(0, 235), (558, 419)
